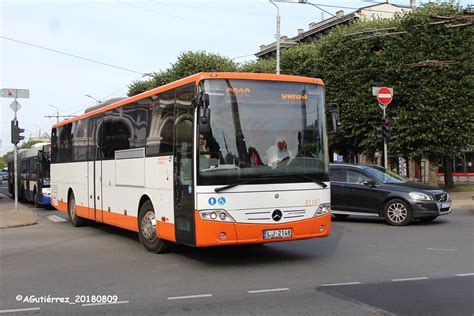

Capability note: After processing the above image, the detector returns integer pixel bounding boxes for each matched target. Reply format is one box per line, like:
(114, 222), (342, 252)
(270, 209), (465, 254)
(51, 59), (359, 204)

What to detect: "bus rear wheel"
(138, 200), (170, 253)
(68, 192), (87, 227)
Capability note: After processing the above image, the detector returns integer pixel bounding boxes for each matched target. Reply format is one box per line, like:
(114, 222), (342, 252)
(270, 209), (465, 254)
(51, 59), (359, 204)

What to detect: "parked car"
(329, 164), (452, 226)
(0, 171), (7, 181)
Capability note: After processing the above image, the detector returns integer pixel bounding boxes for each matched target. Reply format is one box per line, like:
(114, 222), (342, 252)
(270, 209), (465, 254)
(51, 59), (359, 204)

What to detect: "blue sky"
(0, 0), (469, 154)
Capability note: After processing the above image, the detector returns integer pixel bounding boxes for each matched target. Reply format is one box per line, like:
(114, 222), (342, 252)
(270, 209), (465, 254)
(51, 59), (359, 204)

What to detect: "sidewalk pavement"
(0, 194), (39, 229)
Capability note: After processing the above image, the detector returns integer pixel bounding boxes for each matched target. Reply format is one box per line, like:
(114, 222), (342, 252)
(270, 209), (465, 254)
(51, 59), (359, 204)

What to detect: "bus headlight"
(199, 210), (235, 223)
(314, 203), (331, 217)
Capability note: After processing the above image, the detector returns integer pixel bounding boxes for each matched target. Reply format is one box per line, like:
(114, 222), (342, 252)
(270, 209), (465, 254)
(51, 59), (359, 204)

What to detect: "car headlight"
(409, 192), (433, 201)
(314, 203), (331, 217)
(198, 210), (235, 222)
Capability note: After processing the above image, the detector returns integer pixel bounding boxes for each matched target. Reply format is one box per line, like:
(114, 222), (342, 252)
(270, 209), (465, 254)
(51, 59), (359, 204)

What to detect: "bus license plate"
(263, 229), (292, 240)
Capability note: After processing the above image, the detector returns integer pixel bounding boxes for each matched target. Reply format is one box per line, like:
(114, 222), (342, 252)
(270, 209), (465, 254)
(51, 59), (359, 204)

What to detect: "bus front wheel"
(138, 200), (170, 254)
(68, 192), (87, 227)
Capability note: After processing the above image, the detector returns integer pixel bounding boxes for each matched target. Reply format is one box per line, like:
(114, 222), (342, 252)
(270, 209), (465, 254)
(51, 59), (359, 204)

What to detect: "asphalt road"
(0, 183), (473, 315)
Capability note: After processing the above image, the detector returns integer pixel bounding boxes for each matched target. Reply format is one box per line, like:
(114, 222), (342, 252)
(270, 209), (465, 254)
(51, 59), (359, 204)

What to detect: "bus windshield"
(198, 79), (328, 186)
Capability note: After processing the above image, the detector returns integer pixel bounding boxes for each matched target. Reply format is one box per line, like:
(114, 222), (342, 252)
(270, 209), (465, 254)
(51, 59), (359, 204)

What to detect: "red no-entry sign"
(377, 87), (393, 105)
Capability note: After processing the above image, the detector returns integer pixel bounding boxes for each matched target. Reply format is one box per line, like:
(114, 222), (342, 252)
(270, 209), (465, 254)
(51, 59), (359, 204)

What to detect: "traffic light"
(376, 116), (391, 140)
(382, 116), (391, 140)
(376, 125), (384, 139)
(11, 119), (25, 145)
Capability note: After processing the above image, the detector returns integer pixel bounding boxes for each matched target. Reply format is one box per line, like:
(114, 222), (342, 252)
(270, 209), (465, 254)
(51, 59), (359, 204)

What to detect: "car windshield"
(198, 79), (328, 185)
(365, 167), (407, 184)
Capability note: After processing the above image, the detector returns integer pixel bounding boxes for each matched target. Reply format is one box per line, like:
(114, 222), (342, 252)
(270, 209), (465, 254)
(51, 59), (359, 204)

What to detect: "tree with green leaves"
(128, 51), (237, 96)
(278, 3), (473, 187)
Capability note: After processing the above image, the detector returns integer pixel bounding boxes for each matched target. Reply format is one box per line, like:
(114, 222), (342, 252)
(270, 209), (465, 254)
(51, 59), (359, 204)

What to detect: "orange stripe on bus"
(194, 211), (330, 247)
(157, 221), (176, 242)
(53, 200), (176, 240)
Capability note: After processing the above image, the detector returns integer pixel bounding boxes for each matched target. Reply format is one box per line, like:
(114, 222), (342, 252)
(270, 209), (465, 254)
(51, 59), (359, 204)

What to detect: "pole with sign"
(2, 88), (30, 211)
(372, 87), (393, 169)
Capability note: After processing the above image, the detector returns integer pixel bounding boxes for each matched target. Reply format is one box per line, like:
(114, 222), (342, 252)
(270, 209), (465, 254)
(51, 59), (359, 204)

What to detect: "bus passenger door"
(173, 87), (196, 246)
(87, 116), (103, 222)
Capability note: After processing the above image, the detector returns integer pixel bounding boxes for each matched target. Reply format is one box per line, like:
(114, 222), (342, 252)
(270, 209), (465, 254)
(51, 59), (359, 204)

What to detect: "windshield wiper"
(261, 174), (327, 188)
(214, 179), (250, 193)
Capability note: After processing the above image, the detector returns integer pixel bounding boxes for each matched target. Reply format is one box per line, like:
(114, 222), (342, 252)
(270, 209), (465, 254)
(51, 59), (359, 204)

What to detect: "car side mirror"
(364, 180), (377, 187)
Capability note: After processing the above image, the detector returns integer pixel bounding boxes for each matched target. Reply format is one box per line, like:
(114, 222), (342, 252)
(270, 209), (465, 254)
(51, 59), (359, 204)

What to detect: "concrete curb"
(0, 220), (39, 229)
(0, 210), (40, 229)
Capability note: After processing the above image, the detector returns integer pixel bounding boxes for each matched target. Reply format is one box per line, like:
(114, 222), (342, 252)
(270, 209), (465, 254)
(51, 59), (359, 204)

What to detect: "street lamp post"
(34, 123), (41, 138)
(49, 104), (59, 124)
(269, 0), (281, 75)
(85, 94), (101, 104)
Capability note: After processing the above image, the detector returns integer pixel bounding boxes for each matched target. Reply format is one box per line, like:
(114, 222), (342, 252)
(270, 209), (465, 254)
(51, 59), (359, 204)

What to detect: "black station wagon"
(329, 164), (452, 226)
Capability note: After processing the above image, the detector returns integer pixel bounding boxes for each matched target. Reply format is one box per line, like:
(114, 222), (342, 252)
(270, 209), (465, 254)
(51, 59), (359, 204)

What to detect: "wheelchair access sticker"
(218, 197), (226, 205)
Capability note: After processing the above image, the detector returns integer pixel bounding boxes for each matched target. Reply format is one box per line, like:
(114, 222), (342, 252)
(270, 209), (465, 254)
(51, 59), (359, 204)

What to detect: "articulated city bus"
(8, 143), (51, 206)
(51, 72), (331, 253)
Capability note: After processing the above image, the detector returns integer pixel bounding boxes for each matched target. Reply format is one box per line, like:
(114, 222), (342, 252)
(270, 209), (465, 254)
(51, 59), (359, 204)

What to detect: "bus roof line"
(52, 72), (324, 128)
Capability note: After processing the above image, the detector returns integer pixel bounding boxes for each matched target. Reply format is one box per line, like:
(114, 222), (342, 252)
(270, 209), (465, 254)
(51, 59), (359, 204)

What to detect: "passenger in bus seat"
(266, 136), (290, 168)
(249, 147), (263, 167)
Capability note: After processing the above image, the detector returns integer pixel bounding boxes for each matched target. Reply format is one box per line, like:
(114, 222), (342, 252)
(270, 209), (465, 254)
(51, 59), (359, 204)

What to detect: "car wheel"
(419, 216), (438, 223)
(138, 200), (170, 253)
(333, 214), (350, 219)
(383, 199), (412, 226)
(68, 192), (87, 227)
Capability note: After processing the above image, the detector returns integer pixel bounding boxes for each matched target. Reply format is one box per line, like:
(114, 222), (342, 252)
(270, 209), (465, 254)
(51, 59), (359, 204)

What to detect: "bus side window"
(146, 91), (174, 157)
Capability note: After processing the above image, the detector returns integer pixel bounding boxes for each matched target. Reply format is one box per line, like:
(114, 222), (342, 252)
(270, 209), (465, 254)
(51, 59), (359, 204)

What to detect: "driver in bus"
(199, 133), (211, 160)
(266, 136), (290, 168)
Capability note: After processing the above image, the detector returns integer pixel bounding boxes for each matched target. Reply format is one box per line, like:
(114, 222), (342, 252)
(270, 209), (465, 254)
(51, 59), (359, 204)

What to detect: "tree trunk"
(443, 157), (455, 189)
(428, 159), (439, 188)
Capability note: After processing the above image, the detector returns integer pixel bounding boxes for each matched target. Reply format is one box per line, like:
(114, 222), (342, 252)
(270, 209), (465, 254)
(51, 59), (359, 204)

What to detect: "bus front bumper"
(194, 212), (331, 247)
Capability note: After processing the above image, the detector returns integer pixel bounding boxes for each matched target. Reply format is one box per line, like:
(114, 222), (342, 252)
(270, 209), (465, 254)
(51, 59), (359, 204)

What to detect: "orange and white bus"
(51, 72), (331, 253)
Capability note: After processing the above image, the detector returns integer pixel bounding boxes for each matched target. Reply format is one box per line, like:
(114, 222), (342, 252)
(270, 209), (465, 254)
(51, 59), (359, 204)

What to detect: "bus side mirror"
(199, 107), (211, 135)
(196, 92), (211, 135)
(331, 112), (341, 134)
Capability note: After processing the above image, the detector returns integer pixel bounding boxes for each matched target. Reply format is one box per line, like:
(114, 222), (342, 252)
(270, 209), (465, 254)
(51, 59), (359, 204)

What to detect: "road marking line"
(426, 248), (458, 251)
(456, 273), (474, 277)
(392, 277), (428, 282)
(321, 282), (361, 287)
(167, 294), (212, 300)
(248, 288), (289, 294)
(47, 215), (67, 223)
(0, 307), (40, 314)
(82, 300), (129, 307)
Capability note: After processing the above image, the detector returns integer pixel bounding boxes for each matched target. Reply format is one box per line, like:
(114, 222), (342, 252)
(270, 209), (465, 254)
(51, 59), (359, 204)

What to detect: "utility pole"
(269, 0), (281, 74)
(45, 104), (75, 123)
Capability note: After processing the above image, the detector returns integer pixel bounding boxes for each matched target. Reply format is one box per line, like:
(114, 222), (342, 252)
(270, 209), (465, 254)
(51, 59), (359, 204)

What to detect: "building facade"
(256, 3), (412, 60)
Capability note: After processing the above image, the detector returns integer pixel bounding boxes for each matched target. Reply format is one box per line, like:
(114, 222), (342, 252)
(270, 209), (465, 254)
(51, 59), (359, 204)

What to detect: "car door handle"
(346, 188), (355, 192)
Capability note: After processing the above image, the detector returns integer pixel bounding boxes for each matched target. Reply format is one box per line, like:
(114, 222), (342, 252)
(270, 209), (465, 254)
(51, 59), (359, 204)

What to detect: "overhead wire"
(0, 36), (147, 76)
(120, 2), (273, 36)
